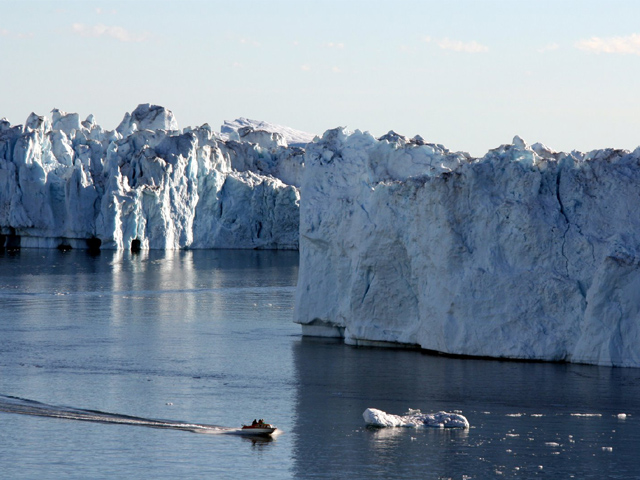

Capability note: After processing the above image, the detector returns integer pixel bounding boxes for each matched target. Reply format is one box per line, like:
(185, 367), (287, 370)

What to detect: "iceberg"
(294, 128), (640, 367)
(363, 408), (469, 429)
(0, 104), (300, 250)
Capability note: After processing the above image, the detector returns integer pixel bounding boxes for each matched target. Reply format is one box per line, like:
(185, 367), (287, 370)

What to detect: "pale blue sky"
(2, 0), (640, 156)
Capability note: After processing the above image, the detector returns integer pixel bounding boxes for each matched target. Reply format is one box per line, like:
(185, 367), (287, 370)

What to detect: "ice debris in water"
(363, 407), (469, 429)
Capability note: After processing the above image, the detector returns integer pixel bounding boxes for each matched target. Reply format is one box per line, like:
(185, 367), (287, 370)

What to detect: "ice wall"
(294, 128), (640, 367)
(0, 104), (300, 250)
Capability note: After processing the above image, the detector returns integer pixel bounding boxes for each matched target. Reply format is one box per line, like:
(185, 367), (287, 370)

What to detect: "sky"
(1, 0), (640, 156)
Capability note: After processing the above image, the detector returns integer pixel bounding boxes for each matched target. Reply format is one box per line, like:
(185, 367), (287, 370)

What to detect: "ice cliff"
(0, 104), (301, 250)
(294, 128), (640, 367)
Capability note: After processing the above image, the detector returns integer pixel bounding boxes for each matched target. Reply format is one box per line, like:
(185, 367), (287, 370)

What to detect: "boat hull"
(236, 427), (277, 436)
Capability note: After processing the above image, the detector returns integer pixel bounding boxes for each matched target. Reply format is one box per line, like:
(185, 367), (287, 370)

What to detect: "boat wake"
(363, 407), (469, 429)
(0, 394), (272, 437)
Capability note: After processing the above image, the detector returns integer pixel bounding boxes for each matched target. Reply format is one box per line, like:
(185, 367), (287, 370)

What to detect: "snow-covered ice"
(0, 104), (300, 250)
(294, 128), (640, 367)
(363, 408), (469, 429)
(221, 117), (316, 148)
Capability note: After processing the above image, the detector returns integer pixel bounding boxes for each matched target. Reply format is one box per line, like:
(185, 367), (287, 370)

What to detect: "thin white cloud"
(423, 36), (488, 53)
(96, 7), (117, 15)
(325, 42), (345, 49)
(1, 28), (34, 39)
(575, 33), (640, 55)
(300, 64), (312, 72)
(537, 42), (559, 53)
(71, 23), (149, 43)
(332, 66), (341, 73)
(239, 37), (261, 47)
(436, 37), (488, 53)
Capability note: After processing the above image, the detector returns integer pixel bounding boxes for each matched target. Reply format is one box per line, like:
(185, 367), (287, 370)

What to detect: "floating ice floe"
(363, 407), (469, 429)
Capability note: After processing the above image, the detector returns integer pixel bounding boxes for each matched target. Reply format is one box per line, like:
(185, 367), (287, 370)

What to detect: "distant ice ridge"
(222, 117), (316, 148)
(294, 127), (640, 367)
(0, 104), (301, 250)
(363, 408), (469, 429)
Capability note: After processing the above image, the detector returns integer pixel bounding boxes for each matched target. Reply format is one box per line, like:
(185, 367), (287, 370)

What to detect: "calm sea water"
(1, 248), (639, 479)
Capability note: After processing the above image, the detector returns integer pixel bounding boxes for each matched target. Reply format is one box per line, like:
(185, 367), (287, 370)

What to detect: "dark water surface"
(1, 249), (639, 479)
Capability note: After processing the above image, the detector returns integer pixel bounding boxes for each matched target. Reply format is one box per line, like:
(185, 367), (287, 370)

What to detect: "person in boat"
(252, 419), (258, 426)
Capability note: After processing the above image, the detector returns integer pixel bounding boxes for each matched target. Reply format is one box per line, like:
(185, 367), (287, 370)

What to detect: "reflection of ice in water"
(367, 420), (471, 446)
(369, 426), (404, 440)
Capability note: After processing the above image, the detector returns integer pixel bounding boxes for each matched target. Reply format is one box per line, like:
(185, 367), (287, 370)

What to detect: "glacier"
(4, 104), (640, 367)
(0, 104), (301, 250)
(294, 128), (640, 367)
